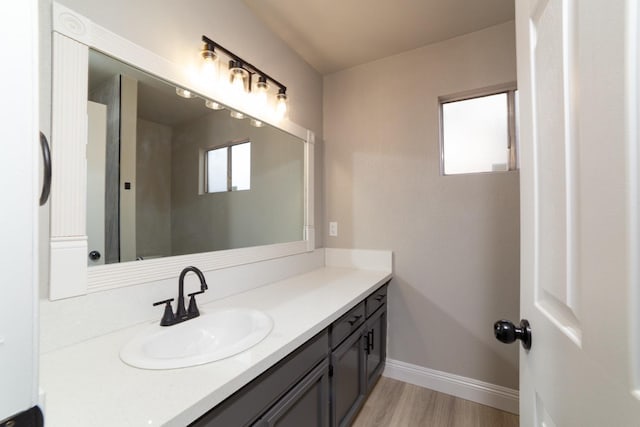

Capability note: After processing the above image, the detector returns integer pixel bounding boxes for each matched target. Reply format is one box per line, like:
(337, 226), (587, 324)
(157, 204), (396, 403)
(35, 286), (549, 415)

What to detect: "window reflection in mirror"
(87, 50), (305, 265)
(205, 141), (251, 193)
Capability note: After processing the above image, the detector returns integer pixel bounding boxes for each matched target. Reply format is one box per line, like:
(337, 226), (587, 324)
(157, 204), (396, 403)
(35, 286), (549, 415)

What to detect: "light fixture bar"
(202, 35), (287, 94)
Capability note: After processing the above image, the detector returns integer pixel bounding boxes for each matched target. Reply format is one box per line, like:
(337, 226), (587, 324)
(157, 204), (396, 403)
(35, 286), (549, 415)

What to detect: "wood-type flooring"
(352, 377), (519, 427)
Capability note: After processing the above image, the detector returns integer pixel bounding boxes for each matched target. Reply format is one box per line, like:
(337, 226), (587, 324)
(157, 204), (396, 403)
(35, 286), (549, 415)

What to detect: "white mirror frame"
(49, 2), (315, 300)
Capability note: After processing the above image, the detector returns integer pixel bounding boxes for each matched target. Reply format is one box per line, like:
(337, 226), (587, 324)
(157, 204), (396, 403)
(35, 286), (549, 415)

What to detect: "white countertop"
(40, 266), (391, 426)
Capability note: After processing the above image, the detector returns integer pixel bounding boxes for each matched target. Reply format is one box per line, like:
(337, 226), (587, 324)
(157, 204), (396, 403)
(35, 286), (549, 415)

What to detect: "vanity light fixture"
(176, 87), (194, 98)
(200, 35), (289, 119)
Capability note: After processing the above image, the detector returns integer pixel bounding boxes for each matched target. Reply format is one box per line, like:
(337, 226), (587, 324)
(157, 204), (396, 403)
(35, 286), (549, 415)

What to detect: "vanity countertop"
(39, 266), (392, 427)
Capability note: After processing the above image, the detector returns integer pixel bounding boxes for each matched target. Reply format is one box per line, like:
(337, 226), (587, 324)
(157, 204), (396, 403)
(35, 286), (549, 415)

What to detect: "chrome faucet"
(153, 266), (209, 326)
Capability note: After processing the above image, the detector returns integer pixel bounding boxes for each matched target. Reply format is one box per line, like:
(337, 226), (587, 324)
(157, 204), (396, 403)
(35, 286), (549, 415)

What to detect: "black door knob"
(494, 319), (532, 350)
(88, 250), (101, 261)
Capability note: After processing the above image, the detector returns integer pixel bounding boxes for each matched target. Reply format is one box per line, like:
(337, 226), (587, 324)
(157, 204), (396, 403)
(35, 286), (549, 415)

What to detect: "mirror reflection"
(87, 50), (305, 265)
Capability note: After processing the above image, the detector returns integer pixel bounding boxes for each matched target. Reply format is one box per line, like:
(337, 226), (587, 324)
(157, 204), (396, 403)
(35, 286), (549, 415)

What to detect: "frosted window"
(441, 93), (510, 175)
(205, 142), (251, 193)
(231, 143), (251, 191)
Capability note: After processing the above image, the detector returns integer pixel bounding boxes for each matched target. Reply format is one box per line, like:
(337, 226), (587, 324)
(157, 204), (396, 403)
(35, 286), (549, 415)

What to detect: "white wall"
(323, 22), (520, 389)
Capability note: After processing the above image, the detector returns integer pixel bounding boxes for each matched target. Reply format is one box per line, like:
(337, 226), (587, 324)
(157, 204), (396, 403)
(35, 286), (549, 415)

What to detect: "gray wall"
(136, 118), (173, 258)
(170, 111), (304, 254)
(55, 0), (324, 248)
(323, 22), (520, 389)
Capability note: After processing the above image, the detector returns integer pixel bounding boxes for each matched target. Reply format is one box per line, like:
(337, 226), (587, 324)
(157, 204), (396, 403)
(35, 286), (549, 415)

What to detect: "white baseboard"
(383, 358), (519, 415)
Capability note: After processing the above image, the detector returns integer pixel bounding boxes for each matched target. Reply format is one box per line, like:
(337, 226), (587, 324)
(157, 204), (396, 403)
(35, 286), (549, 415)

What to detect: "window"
(439, 87), (518, 175)
(205, 141), (251, 193)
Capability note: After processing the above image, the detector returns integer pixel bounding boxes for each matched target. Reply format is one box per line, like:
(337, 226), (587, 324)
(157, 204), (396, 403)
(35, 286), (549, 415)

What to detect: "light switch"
(329, 221), (338, 237)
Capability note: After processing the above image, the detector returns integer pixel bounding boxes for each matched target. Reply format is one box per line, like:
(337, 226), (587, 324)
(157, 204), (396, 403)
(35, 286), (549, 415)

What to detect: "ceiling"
(242, 0), (515, 75)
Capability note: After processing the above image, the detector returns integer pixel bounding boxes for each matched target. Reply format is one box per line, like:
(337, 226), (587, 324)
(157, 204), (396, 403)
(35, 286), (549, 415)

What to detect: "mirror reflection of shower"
(87, 50), (305, 266)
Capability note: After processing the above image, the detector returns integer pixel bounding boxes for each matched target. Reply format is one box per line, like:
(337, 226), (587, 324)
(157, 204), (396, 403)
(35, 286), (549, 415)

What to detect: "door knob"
(88, 250), (101, 261)
(494, 319), (532, 350)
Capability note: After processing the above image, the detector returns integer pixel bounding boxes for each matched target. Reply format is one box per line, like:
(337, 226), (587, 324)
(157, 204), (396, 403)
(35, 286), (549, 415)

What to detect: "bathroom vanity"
(39, 264), (391, 426)
(191, 283), (388, 427)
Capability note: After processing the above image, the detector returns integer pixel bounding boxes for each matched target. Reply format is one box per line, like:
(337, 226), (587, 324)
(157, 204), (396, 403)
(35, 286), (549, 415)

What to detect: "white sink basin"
(120, 308), (273, 370)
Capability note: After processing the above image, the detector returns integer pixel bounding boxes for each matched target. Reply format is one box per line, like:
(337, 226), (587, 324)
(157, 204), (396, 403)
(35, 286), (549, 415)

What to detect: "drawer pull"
(364, 333), (370, 355)
(348, 315), (362, 326)
(368, 330), (374, 352)
(374, 294), (385, 302)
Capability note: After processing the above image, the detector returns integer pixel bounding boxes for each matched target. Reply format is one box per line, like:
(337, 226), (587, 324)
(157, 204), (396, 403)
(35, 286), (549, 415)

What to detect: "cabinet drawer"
(330, 302), (365, 349)
(365, 283), (388, 317)
(190, 330), (329, 426)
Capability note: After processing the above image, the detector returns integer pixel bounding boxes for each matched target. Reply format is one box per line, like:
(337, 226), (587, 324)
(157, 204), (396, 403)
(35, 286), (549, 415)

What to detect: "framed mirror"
(50, 2), (314, 299)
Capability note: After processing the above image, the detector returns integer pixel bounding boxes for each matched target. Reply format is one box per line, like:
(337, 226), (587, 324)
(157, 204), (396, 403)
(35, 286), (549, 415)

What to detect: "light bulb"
(254, 76), (269, 108)
(229, 61), (247, 95)
(202, 57), (218, 79)
(201, 44), (218, 80)
(176, 87), (193, 98)
(205, 100), (224, 110)
(250, 119), (264, 127)
(275, 91), (288, 119)
(230, 110), (245, 119)
(231, 72), (245, 93)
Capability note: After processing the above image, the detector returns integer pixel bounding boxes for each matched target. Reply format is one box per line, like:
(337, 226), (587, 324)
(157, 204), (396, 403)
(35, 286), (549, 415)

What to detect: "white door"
(0, 0), (41, 423)
(87, 101), (107, 265)
(516, 0), (640, 425)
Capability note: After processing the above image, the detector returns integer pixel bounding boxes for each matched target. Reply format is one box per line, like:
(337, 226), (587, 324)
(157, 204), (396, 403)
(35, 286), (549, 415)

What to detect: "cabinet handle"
(348, 315), (362, 326)
(368, 330), (374, 352)
(39, 132), (51, 206)
(375, 294), (385, 302)
(364, 333), (370, 355)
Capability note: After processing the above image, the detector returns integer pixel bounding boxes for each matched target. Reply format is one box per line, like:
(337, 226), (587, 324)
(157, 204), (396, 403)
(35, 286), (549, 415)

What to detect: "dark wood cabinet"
(190, 331), (329, 427)
(255, 359), (330, 427)
(364, 303), (386, 393)
(329, 283), (388, 426)
(190, 282), (389, 427)
(330, 323), (367, 427)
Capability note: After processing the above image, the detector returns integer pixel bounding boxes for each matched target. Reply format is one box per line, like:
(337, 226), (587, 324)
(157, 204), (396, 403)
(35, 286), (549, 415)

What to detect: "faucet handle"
(187, 291), (205, 317)
(153, 298), (176, 326)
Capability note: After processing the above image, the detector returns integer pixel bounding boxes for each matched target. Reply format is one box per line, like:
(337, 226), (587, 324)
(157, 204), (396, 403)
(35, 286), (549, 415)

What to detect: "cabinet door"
(365, 305), (387, 392)
(255, 359), (330, 427)
(331, 325), (366, 427)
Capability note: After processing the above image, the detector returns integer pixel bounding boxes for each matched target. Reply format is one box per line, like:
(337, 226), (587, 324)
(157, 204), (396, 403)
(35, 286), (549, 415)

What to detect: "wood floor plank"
(352, 377), (519, 427)
(352, 375), (405, 426)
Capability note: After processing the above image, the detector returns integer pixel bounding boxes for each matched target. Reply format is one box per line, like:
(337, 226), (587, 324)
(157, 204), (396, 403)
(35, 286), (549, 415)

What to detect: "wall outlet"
(329, 221), (338, 237)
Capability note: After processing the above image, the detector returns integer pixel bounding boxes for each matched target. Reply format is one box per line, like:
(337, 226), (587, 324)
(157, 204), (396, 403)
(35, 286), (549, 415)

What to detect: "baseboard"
(383, 359), (519, 415)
